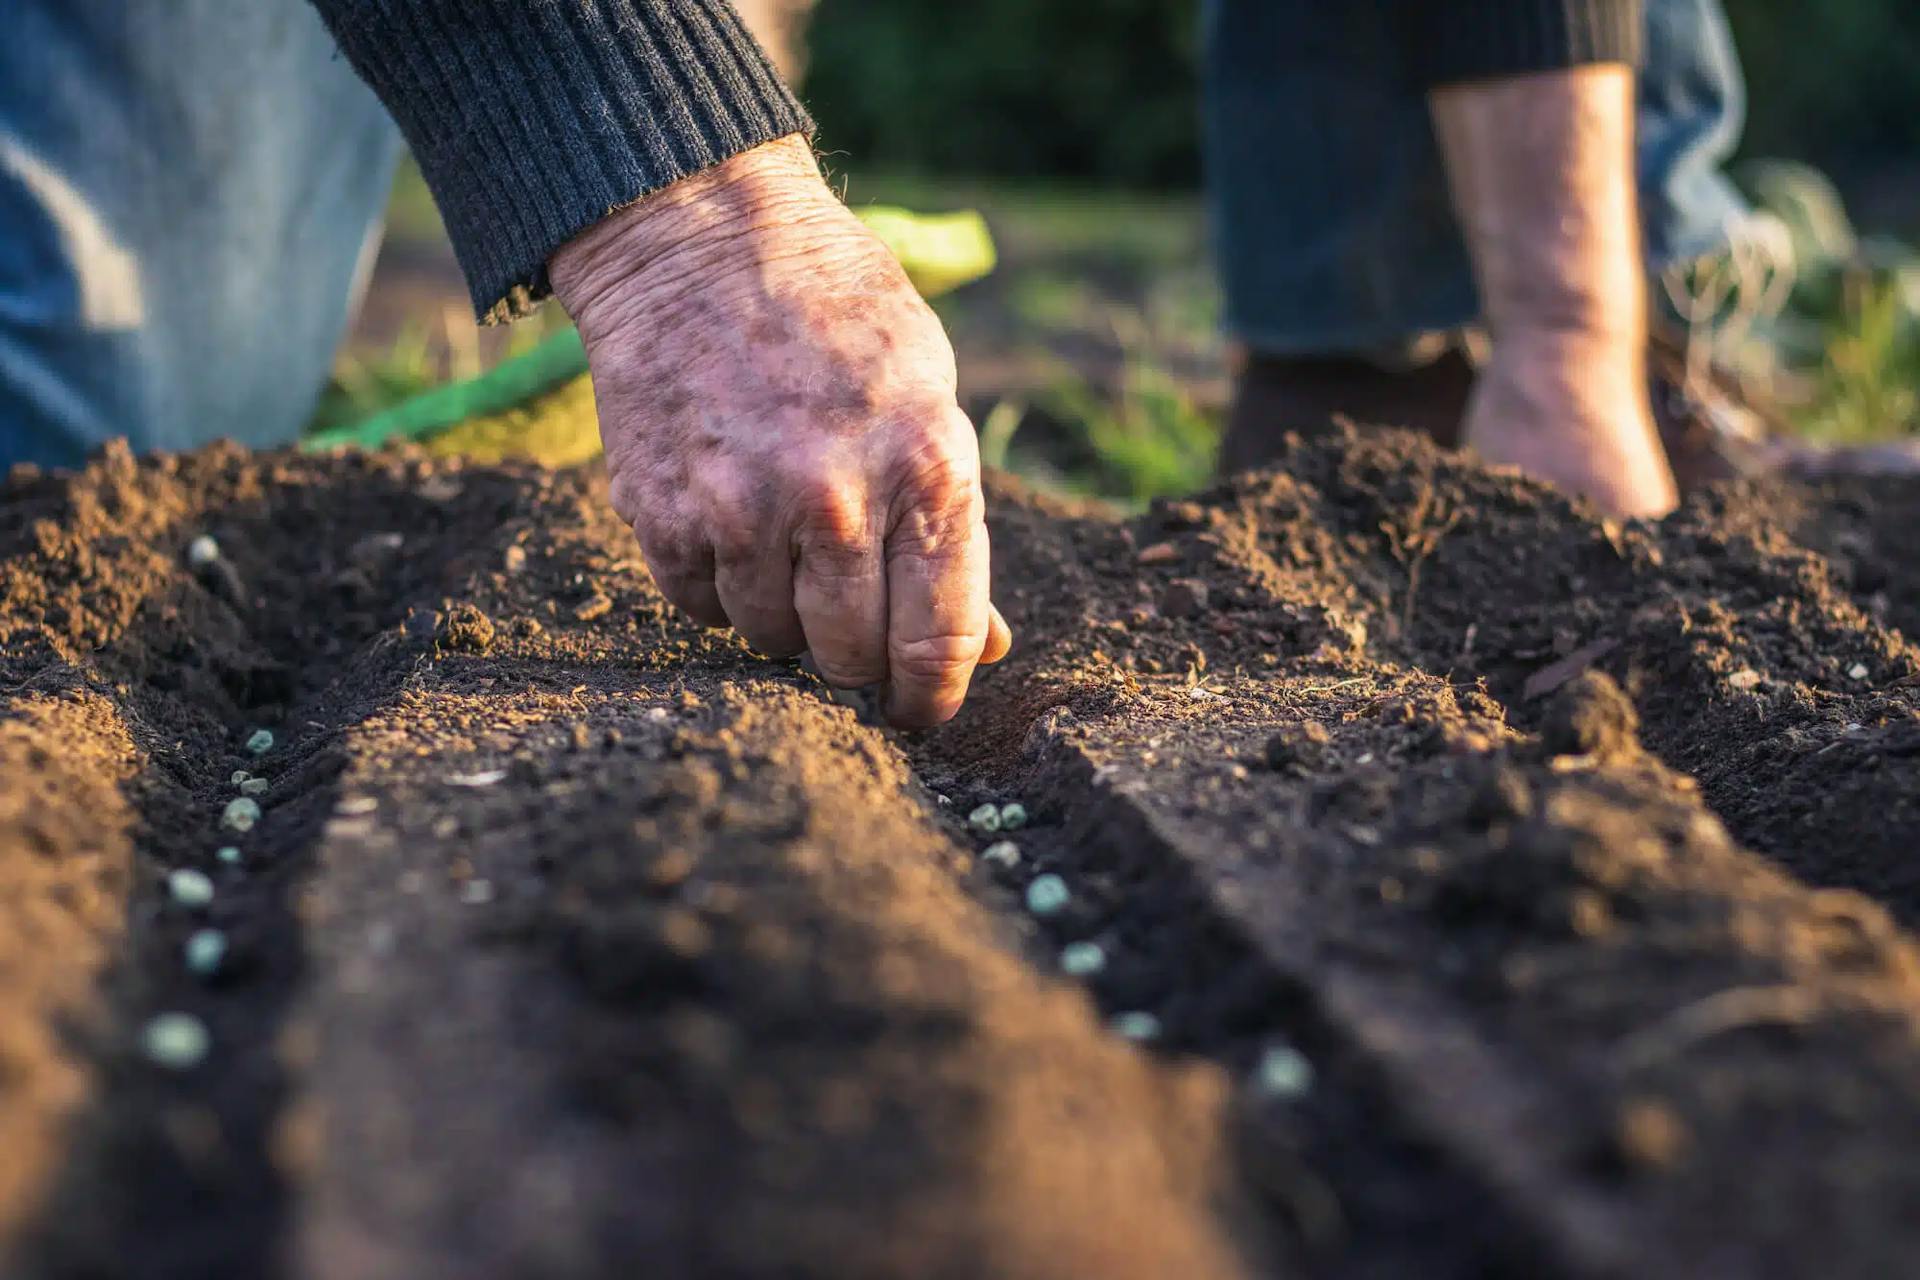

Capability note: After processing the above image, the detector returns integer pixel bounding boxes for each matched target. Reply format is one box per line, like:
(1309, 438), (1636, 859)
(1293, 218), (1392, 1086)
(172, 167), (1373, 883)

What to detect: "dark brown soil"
(2, 426), (1919, 1278)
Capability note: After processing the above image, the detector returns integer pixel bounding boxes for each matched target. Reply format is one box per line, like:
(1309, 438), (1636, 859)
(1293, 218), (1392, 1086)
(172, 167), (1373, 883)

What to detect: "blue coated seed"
(1060, 942), (1105, 976)
(168, 869), (215, 908)
(142, 1013), (209, 1069)
(222, 797), (261, 832)
(1255, 1044), (1315, 1099)
(185, 929), (227, 976)
(1025, 874), (1069, 916)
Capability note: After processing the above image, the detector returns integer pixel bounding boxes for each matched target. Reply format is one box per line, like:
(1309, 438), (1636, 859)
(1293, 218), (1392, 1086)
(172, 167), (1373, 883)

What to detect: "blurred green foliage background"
(804, 0), (1920, 197)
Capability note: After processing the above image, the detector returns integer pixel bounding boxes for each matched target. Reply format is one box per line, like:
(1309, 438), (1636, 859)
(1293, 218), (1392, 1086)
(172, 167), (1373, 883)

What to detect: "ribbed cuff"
(1404, 0), (1642, 88)
(312, 0), (814, 322)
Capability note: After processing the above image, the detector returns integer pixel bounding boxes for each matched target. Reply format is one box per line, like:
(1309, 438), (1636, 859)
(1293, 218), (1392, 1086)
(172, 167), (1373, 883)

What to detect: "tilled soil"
(2, 428), (1917, 1278)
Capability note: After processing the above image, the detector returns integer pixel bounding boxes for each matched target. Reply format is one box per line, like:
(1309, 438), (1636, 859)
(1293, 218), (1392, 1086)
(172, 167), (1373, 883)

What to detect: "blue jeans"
(0, 0), (401, 468)
(1204, 0), (1753, 354)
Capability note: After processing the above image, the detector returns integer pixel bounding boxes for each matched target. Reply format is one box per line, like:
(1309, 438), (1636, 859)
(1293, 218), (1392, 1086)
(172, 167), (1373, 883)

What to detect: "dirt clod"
(438, 601), (495, 653)
(1539, 670), (1641, 761)
(1159, 578), (1210, 619)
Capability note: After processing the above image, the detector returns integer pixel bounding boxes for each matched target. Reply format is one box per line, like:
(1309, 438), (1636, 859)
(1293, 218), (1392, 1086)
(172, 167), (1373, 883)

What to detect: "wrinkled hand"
(550, 136), (1009, 727)
(1464, 330), (1679, 519)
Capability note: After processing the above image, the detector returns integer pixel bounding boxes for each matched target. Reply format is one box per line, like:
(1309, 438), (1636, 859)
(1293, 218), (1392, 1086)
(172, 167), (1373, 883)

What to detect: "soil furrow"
(2, 446), (1266, 1278)
(932, 456), (1920, 1278)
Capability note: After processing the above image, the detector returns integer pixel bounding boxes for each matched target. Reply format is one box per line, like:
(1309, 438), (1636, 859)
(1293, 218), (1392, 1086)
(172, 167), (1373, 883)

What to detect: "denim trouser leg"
(1205, 0), (1752, 355)
(0, 0), (403, 469)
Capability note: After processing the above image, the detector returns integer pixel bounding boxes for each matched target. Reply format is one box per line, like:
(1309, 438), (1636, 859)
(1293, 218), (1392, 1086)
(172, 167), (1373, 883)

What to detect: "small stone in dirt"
(1159, 578), (1210, 620)
(245, 728), (274, 756)
(981, 840), (1021, 869)
(1264, 721), (1331, 772)
(572, 593), (614, 622)
(222, 797), (261, 832)
(1136, 541), (1179, 566)
(168, 868), (215, 908)
(239, 777), (269, 797)
(348, 532), (405, 569)
(967, 802), (1001, 834)
(1025, 873), (1070, 916)
(998, 802), (1028, 830)
(1726, 668), (1763, 691)
(439, 602), (496, 654)
(503, 545), (528, 574)
(142, 1013), (210, 1071)
(446, 768), (507, 788)
(460, 878), (494, 905)
(1060, 941), (1106, 977)
(644, 849), (697, 893)
(216, 846), (243, 866)
(1541, 670), (1640, 761)
(1254, 1044), (1315, 1099)
(231, 770), (252, 786)
(1111, 1011), (1161, 1042)
(185, 928), (227, 977)
(1612, 1097), (1689, 1171)
(1849, 662), (1871, 682)
(186, 535), (221, 567)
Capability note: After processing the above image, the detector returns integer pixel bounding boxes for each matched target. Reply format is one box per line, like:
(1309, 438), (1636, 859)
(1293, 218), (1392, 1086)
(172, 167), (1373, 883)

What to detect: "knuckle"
(706, 512), (760, 566)
(791, 476), (872, 558)
(887, 436), (984, 557)
(889, 631), (984, 683)
(812, 654), (887, 688)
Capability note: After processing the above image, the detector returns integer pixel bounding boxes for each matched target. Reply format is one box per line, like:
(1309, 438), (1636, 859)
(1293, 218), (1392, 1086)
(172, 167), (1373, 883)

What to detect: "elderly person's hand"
(550, 136), (1010, 727)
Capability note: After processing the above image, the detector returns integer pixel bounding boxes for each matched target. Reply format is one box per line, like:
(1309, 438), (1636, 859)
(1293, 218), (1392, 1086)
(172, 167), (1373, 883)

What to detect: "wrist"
(550, 134), (844, 322)
(1430, 67), (1645, 344)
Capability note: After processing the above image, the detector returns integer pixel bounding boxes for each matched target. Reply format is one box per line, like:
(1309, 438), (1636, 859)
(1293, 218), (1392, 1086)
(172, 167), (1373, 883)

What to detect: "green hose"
(301, 327), (588, 453)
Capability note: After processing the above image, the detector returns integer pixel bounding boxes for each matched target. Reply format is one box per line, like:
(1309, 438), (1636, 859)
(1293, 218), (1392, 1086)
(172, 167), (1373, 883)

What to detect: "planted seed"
(981, 840), (1021, 869)
(239, 777), (269, 797)
(142, 1013), (209, 1070)
(1111, 1011), (1161, 1042)
(245, 728), (274, 756)
(967, 803), (1001, 834)
(186, 535), (221, 567)
(168, 868), (215, 908)
(1025, 873), (1069, 916)
(1254, 1044), (1315, 1099)
(184, 929), (227, 977)
(222, 797), (261, 832)
(998, 802), (1028, 830)
(1060, 941), (1106, 976)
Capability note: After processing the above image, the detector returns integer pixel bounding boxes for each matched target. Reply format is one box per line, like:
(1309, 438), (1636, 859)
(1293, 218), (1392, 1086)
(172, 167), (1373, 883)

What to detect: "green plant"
(1799, 274), (1920, 442)
(1036, 355), (1218, 505)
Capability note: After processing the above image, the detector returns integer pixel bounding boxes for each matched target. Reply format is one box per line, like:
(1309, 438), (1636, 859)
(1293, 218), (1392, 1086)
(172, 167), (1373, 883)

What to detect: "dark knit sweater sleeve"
(308, 0), (813, 322)
(1398, 0), (1643, 88)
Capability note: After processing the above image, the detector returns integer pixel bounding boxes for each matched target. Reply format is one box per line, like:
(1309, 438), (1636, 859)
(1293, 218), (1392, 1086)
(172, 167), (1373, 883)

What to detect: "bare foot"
(1463, 331), (1679, 519)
